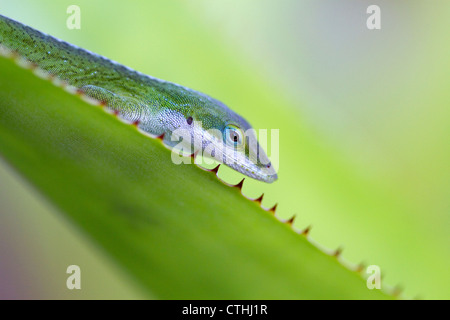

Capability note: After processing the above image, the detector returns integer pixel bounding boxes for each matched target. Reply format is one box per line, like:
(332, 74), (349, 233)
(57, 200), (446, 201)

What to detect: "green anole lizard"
(0, 14), (277, 183)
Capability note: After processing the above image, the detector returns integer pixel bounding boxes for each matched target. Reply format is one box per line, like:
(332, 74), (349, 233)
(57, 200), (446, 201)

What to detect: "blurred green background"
(0, 0), (448, 299)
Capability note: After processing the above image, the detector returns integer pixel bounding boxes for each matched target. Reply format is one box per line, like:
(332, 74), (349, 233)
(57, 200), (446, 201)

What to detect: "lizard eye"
(224, 125), (244, 148)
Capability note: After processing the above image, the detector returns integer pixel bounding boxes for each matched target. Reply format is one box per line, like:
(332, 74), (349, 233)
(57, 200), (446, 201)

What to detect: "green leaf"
(0, 55), (391, 299)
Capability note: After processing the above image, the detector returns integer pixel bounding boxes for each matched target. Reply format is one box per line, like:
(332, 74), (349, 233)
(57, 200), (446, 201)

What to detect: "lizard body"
(0, 14), (277, 183)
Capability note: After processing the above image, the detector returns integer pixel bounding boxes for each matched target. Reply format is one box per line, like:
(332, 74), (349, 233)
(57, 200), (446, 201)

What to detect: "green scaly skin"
(0, 14), (277, 182)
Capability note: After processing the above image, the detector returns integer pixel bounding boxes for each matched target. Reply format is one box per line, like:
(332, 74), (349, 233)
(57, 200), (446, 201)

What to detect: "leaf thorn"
(207, 164), (220, 174)
(156, 132), (165, 141)
(234, 178), (245, 190)
(285, 214), (296, 226)
(253, 193), (264, 204)
(332, 246), (343, 258)
(189, 150), (199, 160)
(268, 203), (278, 214)
(301, 225), (312, 236)
(355, 262), (365, 273)
(392, 285), (403, 298)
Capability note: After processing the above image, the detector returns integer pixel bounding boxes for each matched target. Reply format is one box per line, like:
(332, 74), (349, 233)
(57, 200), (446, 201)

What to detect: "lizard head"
(168, 94), (278, 183)
(218, 117), (278, 183)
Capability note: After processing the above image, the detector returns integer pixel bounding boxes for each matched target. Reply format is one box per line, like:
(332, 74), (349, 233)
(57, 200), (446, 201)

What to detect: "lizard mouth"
(227, 161), (278, 183)
(200, 134), (278, 183)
